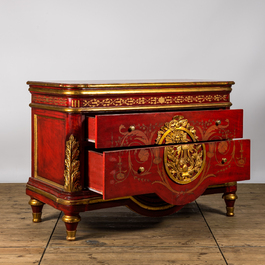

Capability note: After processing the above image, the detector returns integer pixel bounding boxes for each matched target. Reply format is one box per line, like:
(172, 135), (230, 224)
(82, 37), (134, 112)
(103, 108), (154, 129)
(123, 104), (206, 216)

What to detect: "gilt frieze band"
(30, 93), (231, 113)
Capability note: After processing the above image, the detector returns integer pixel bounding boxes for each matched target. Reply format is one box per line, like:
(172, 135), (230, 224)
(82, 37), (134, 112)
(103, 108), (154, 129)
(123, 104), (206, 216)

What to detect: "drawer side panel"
(87, 117), (95, 142)
(88, 151), (104, 194)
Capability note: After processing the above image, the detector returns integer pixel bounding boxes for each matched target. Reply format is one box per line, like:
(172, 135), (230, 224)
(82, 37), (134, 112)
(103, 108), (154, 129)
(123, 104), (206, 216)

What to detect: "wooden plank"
(221, 247), (265, 265)
(236, 183), (265, 194)
(1, 183), (265, 264)
(196, 186), (265, 248)
(0, 183), (59, 262)
(41, 250), (226, 265)
(0, 248), (44, 264)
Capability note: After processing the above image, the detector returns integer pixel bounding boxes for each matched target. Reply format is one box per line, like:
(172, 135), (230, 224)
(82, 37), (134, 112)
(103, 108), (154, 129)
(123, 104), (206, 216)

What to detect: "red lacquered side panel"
(32, 109), (85, 190)
(89, 109), (243, 148)
(88, 139), (250, 205)
(32, 109), (66, 187)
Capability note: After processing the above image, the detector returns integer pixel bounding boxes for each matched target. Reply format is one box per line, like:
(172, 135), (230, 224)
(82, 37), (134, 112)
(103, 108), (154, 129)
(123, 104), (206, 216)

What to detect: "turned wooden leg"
(222, 182), (238, 216)
(29, 198), (44, 223)
(62, 214), (81, 241)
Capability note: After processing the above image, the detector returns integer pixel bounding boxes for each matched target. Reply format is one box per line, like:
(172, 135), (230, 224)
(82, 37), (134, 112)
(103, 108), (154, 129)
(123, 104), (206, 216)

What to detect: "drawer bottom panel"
(88, 139), (250, 205)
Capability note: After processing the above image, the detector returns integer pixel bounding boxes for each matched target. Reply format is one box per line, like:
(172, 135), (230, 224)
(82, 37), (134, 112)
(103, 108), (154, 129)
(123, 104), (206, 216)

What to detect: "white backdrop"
(1, 0), (264, 183)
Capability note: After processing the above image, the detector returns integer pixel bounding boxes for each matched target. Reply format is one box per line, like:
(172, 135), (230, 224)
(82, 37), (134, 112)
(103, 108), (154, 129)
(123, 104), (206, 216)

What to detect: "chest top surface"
(28, 79), (234, 113)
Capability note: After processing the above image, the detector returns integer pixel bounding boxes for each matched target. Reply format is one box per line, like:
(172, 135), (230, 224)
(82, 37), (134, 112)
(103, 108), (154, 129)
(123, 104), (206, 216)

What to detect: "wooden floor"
(0, 184), (264, 265)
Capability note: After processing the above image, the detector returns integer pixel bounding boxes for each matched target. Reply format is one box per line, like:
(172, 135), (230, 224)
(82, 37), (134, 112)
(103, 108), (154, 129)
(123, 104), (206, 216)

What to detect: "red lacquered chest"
(26, 80), (250, 240)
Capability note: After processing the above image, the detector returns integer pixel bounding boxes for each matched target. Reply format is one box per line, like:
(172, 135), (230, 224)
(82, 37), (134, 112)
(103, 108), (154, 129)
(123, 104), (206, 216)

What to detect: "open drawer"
(88, 139), (250, 205)
(87, 109), (243, 148)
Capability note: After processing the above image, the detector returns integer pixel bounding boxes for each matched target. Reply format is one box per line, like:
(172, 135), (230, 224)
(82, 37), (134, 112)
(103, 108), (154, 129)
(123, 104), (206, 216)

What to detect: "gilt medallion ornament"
(156, 115), (206, 184)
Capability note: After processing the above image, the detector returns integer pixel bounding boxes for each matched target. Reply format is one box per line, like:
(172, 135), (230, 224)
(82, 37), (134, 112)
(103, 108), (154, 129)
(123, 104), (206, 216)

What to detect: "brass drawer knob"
(138, 167), (145, 173)
(216, 120), (221, 126)
(128, 125), (135, 132)
(222, 158), (227, 164)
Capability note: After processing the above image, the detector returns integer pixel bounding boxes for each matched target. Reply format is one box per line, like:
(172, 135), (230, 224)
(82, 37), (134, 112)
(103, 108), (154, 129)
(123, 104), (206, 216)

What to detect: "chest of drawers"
(26, 80), (250, 241)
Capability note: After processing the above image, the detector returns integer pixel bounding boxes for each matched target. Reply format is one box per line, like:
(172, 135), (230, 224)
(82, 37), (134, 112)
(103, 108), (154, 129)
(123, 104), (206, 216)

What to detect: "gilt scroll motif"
(83, 94), (228, 108)
(156, 115), (206, 184)
(64, 134), (82, 192)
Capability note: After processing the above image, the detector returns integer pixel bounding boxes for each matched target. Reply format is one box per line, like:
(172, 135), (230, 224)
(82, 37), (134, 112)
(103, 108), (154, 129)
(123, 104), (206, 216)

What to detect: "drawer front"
(87, 109), (243, 148)
(88, 139), (250, 205)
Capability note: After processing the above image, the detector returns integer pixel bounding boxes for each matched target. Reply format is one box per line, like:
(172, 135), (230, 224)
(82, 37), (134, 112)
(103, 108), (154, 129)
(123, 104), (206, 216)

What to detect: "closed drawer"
(88, 139), (250, 205)
(87, 109), (243, 148)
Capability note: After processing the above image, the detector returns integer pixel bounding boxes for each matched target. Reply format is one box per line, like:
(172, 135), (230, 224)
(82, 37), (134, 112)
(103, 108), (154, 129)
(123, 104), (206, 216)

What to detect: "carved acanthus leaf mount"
(64, 134), (82, 192)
